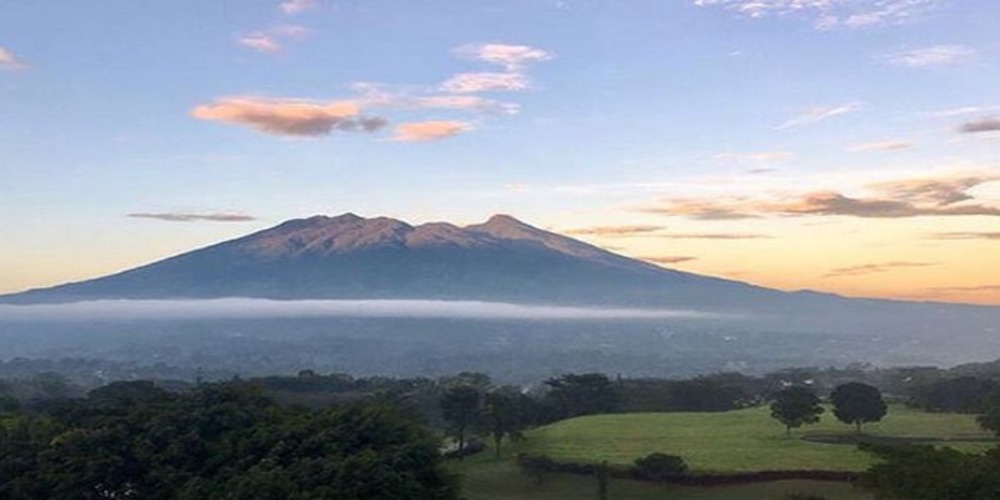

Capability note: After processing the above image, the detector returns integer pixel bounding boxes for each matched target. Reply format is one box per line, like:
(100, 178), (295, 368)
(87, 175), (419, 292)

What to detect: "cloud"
(238, 34), (282, 54)
(238, 25), (308, 54)
(393, 120), (472, 142)
(654, 233), (771, 240)
(777, 102), (863, 129)
(823, 261), (939, 278)
(642, 173), (1000, 219)
(642, 256), (699, 264)
(191, 97), (387, 137)
(715, 151), (796, 162)
(882, 45), (976, 68)
(927, 284), (1000, 293)
(453, 43), (553, 71)
(692, 0), (939, 30)
(849, 140), (912, 152)
(0, 46), (26, 70)
(0, 299), (726, 322)
(440, 72), (531, 93)
(280, 0), (317, 15)
(127, 212), (257, 223)
(565, 225), (665, 236)
(960, 117), (1000, 134)
(640, 198), (762, 220)
(351, 84), (521, 115)
(928, 232), (1000, 240)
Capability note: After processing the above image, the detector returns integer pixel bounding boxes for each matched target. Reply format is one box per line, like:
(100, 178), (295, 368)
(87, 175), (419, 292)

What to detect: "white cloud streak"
(882, 45), (976, 68)
(777, 102), (863, 130)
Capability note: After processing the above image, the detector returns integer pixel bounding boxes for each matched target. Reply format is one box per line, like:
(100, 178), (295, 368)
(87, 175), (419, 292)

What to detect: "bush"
(633, 453), (688, 482)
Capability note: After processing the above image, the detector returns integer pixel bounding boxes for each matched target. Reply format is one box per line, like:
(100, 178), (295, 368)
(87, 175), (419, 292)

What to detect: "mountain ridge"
(1, 212), (775, 306)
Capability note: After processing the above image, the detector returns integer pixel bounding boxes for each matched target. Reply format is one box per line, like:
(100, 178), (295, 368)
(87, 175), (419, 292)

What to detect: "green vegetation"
(0, 381), (459, 499)
(454, 459), (870, 500)
(506, 404), (994, 472)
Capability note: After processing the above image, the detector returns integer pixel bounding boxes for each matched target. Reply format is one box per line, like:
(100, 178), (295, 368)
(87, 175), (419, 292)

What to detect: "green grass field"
(454, 404), (996, 500)
(509, 404), (995, 472)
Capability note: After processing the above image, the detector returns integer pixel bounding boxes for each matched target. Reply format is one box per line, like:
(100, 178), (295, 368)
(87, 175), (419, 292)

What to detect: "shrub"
(633, 452), (688, 482)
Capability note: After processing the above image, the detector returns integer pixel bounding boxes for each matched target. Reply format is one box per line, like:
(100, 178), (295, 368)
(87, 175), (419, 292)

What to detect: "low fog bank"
(0, 298), (735, 322)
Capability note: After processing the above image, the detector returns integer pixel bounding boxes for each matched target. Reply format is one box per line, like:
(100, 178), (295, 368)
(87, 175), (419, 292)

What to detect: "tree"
(859, 444), (1000, 500)
(910, 377), (995, 413)
(440, 385), (482, 456)
(770, 386), (824, 436)
(544, 373), (621, 418)
(482, 388), (528, 458)
(977, 387), (1000, 435)
(830, 382), (887, 433)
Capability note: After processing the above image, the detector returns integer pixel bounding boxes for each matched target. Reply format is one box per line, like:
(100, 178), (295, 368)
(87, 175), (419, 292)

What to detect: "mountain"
(1, 213), (781, 306)
(3, 213), (999, 374)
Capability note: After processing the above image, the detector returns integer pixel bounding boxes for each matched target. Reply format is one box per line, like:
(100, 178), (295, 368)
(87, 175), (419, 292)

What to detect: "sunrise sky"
(1, 0), (998, 304)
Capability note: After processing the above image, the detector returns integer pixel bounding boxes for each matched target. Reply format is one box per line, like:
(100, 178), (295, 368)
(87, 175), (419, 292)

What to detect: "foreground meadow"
(455, 404), (995, 499)
(511, 404), (994, 472)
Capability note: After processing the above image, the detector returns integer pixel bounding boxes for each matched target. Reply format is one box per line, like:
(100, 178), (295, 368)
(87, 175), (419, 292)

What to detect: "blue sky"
(1, 0), (998, 303)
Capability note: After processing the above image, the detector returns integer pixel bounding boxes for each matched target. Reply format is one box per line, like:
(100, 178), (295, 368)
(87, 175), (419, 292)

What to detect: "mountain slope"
(1, 213), (778, 306)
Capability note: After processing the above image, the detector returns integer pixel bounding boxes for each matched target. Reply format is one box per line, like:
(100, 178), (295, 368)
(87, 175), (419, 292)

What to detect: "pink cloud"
(0, 46), (26, 70)
(191, 97), (387, 137)
(393, 121), (472, 142)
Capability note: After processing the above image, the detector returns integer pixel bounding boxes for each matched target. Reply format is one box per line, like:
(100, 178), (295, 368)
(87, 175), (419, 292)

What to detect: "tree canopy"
(769, 386), (824, 435)
(0, 382), (459, 500)
(830, 382), (887, 433)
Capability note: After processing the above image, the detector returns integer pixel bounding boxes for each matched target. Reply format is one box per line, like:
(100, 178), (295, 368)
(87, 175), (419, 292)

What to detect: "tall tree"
(482, 388), (527, 458)
(830, 382), (887, 433)
(770, 386), (824, 436)
(440, 385), (482, 456)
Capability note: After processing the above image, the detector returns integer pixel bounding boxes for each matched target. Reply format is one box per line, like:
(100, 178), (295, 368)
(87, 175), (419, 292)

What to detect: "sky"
(1, 0), (998, 305)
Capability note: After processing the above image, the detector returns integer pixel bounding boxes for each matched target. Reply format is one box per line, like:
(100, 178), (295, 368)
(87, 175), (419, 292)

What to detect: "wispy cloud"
(565, 225), (664, 236)
(692, 0), (940, 30)
(351, 83), (520, 115)
(927, 284), (1000, 293)
(280, 0), (317, 15)
(641, 256), (699, 264)
(642, 172), (1000, 219)
(928, 232), (1000, 240)
(191, 97), (387, 137)
(440, 42), (551, 94)
(393, 120), (472, 142)
(849, 140), (912, 152)
(440, 72), (531, 93)
(127, 212), (257, 223)
(882, 45), (976, 68)
(0, 46), (26, 70)
(453, 43), (553, 71)
(715, 151), (796, 162)
(237, 25), (308, 54)
(776, 102), (863, 130)
(960, 117), (1000, 134)
(654, 233), (771, 240)
(824, 261), (939, 278)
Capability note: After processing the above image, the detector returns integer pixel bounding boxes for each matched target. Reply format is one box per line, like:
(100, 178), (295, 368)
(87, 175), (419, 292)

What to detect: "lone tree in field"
(831, 382), (887, 433)
(770, 386), (824, 436)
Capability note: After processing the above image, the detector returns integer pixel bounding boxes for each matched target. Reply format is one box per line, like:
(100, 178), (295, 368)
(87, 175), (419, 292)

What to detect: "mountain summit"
(1, 213), (770, 305)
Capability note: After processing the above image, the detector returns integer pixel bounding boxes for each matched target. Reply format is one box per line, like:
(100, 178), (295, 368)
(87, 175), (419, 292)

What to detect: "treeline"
(9, 359), (1000, 421)
(0, 381), (459, 499)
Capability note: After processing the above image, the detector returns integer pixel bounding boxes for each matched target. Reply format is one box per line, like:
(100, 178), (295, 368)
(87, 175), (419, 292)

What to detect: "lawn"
(508, 404), (995, 472)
